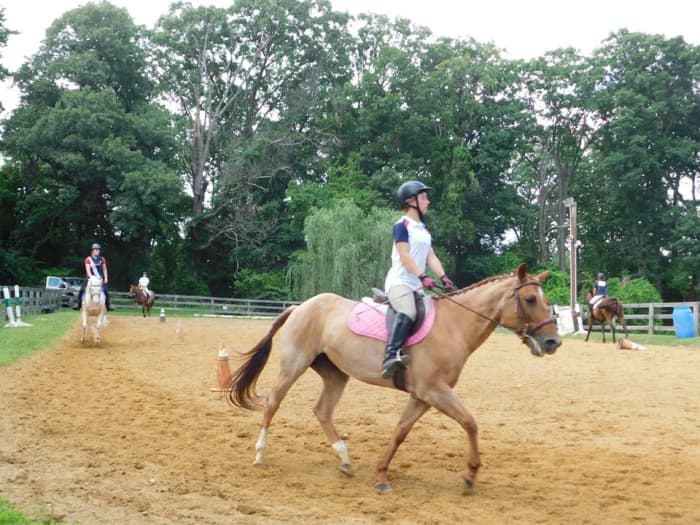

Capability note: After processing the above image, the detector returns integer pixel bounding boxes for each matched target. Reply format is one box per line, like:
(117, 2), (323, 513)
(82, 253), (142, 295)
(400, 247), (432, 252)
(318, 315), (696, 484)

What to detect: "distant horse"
(585, 291), (628, 343)
(81, 275), (108, 344)
(128, 284), (156, 317)
(227, 264), (561, 493)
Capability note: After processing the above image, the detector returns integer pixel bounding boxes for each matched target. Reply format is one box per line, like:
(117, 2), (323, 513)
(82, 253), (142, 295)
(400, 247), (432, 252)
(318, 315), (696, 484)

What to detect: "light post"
(563, 198), (579, 331)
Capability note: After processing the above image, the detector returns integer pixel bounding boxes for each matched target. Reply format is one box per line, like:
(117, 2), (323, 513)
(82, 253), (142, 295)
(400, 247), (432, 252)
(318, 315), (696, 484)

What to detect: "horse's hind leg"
(375, 397), (430, 493)
(585, 318), (593, 342)
(310, 354), (352, 475)
(253, 348), (316, 467)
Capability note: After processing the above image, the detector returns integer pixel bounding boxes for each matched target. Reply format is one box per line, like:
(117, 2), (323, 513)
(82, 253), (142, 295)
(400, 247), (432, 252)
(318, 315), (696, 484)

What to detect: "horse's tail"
(228, 306), (296, 410)
(615, 299), (627, 326)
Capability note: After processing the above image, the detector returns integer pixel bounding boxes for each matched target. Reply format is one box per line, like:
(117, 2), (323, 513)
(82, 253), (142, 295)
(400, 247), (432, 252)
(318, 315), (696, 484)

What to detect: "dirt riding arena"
(1, 315), (699, 524)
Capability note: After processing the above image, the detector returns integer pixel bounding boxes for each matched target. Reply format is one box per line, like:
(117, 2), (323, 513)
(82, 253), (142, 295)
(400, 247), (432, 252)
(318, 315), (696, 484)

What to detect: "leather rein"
(436, 278), (556, 343)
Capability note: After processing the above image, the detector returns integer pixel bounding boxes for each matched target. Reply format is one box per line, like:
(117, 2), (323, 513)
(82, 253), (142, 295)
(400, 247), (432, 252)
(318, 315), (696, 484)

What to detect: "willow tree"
(288, 200), (395, 300)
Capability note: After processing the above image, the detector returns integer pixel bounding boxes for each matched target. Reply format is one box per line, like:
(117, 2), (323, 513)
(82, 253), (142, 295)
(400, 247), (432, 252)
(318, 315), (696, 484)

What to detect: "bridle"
(436, 278), (556, 344)
(511, 279), (557, 343)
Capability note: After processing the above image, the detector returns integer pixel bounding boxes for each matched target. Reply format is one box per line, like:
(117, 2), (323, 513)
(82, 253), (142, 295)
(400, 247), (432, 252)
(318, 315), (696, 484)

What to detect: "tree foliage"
(1, 3), (698, 302)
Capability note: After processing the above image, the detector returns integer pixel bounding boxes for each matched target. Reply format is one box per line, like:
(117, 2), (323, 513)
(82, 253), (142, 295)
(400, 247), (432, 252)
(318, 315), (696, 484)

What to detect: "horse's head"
(503, 263), (562, 357)
(88, 275), (103, 289)
(127, 284), (138, 298)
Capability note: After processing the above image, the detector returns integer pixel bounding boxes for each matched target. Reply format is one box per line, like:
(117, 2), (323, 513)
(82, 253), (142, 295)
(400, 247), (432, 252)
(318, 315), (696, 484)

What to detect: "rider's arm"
(84, 259), (91, 278)
(102, 260), (109, 284)
(396, 242), (423, 278)
(427, 248), (446, 280)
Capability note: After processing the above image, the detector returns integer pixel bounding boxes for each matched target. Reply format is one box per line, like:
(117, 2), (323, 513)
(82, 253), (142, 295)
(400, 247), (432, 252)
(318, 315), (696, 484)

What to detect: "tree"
(288, 199), (395, 299)
(0, 2), (184, 283)
(518, 49), (597, 269)
(580, 31), (700, 295)
(150, 0), (352, 291)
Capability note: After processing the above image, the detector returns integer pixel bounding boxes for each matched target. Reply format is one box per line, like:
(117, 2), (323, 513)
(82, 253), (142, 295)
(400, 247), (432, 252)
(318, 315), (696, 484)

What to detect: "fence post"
(647, 303), (654, 335)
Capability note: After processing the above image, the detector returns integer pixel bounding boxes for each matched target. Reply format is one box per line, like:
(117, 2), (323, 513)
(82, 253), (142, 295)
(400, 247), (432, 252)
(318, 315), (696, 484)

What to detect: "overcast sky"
(1, 0), (698, 112)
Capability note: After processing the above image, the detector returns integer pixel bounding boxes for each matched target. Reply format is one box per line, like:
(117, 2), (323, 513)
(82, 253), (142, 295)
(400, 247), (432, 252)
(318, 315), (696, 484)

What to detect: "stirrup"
(381, 357), (404, 379)
(396, 348), (411, 366)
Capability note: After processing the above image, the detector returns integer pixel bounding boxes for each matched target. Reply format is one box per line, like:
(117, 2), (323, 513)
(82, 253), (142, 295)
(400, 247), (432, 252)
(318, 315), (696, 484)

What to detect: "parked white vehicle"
(45, 276), (85, 307)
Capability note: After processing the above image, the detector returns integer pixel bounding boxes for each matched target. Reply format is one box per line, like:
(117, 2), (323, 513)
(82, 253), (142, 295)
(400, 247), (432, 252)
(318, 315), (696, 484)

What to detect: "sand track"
(1, 315), (699, 524)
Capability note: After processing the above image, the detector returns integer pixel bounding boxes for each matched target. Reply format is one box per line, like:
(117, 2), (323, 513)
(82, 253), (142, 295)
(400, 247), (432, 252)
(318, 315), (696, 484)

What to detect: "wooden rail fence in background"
(3, 284), (698, 336)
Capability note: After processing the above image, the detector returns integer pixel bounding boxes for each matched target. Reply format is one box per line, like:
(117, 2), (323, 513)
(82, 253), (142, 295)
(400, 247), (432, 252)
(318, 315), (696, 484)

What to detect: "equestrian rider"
(138, 272), (151, 298)
(588, 272), (608, 314)
(381, 180), (455, 379)
(74, 243), (114, 311)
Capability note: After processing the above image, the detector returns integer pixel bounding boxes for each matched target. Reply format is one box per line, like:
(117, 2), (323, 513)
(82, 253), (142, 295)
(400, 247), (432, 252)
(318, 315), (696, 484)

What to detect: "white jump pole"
(3, 286), (17, 327)
(13, 284), (32, 327)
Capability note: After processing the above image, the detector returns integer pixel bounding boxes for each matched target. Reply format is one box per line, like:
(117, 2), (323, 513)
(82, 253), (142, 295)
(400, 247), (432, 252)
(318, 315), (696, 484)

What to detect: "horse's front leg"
(375, 397), (430, 493)
(81, 309), (88, 343)
(425, 387), (481, 491)
(601, 323), (607, 343)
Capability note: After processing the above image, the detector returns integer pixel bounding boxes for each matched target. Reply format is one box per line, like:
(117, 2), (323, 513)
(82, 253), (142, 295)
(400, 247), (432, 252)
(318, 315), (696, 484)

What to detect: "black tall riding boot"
(381, 313), (414, 379)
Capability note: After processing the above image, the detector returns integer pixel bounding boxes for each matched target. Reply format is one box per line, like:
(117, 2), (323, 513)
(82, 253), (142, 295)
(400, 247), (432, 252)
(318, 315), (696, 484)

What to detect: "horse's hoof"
(374, 481), (392, 494)
(462, 475), (475, 491)
(339, 463), (354, 477)
(252, 461), (263, 468)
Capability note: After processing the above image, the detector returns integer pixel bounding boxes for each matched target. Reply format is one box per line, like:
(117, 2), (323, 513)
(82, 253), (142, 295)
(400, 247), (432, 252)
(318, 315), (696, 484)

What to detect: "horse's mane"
(434, 272), (515, 302)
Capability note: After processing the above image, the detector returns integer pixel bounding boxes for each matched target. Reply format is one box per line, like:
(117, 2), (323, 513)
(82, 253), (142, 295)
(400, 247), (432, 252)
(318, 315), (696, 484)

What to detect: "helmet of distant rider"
(91, 243), (102, 250)
(597, 272), (605, 280)
(396, 180), (431, 209)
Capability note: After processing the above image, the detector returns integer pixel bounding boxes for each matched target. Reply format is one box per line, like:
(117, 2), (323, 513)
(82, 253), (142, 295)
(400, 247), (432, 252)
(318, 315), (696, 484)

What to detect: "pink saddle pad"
(347, 300), (436, 345)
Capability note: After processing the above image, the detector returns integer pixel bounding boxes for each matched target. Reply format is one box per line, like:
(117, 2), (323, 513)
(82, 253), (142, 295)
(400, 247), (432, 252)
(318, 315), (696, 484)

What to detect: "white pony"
(81, 275), (108, 343)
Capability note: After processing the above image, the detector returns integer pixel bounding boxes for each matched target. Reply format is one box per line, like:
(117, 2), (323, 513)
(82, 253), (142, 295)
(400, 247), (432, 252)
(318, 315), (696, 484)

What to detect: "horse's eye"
(525, 295), (537, 306)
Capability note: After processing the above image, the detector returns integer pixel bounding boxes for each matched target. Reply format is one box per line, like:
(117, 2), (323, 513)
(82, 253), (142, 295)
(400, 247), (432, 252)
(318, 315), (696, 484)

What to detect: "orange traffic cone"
(210, 342), (233, 392)
(617, 337), (647, 351)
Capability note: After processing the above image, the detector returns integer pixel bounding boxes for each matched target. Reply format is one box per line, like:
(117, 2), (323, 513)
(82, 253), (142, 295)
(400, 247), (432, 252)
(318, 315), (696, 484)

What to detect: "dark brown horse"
(128, 284), (156, 317)
(227, 264), (561, 493)
(585, 291), (628, 343)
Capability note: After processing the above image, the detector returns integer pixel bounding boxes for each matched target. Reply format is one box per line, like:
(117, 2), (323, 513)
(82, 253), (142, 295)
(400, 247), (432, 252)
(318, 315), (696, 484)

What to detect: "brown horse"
(127, 284), (156, 317)
(585, 291), (628, 343)
(227, 264), (561, 493)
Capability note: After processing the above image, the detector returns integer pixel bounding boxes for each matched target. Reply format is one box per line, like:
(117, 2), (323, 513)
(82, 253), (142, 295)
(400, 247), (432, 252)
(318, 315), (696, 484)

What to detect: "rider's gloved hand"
(419, 274), (436, 290)
(440, 275), (455, 290)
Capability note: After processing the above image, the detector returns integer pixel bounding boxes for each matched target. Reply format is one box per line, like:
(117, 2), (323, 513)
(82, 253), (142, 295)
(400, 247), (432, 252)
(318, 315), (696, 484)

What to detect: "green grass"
(0, 310), (78, 366)
(0, 496), (62, 524)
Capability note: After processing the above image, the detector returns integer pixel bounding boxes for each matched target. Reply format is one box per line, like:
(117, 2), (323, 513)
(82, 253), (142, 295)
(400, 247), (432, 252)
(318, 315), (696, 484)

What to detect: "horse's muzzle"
(525, 334), (562, 357)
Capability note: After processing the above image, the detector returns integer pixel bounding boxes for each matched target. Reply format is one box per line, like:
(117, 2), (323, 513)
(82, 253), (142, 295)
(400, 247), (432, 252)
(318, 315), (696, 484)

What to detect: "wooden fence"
(110, 291), (299, 318)
(568, 301), (699, 336)
(3, 284), (699, 336)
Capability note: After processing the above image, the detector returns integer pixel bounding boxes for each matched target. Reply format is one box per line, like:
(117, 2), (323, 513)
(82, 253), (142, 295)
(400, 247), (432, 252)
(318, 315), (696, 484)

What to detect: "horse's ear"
(536, 270), (550, 282)
(516, 263), (529, 281)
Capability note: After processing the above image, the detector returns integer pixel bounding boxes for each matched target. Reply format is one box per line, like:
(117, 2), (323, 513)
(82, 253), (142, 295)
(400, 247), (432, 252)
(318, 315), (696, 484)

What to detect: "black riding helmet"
(396, 181), (431, 209)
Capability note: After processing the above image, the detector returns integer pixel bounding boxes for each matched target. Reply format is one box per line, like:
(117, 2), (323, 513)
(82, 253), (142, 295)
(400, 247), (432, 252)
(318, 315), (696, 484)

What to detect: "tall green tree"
(518, 49), (597, 269)
(150, 0), (352, 293)
(288, 199), (395, 299)
(0, 2), (184, 283)
(580, 31), (700, 295)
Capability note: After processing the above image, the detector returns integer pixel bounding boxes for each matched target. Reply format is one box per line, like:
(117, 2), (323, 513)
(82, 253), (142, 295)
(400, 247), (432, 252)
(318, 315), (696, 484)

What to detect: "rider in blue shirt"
(73, 243), (114, 311)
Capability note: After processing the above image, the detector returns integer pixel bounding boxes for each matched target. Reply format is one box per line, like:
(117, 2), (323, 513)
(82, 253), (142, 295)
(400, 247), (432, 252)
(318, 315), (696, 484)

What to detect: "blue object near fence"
(672, 306), (696, 338)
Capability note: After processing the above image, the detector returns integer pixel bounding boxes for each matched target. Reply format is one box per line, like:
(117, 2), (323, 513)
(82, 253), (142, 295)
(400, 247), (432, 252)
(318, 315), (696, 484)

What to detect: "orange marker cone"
(617, 337), (647, 351)
(210, 342), (233, 392)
